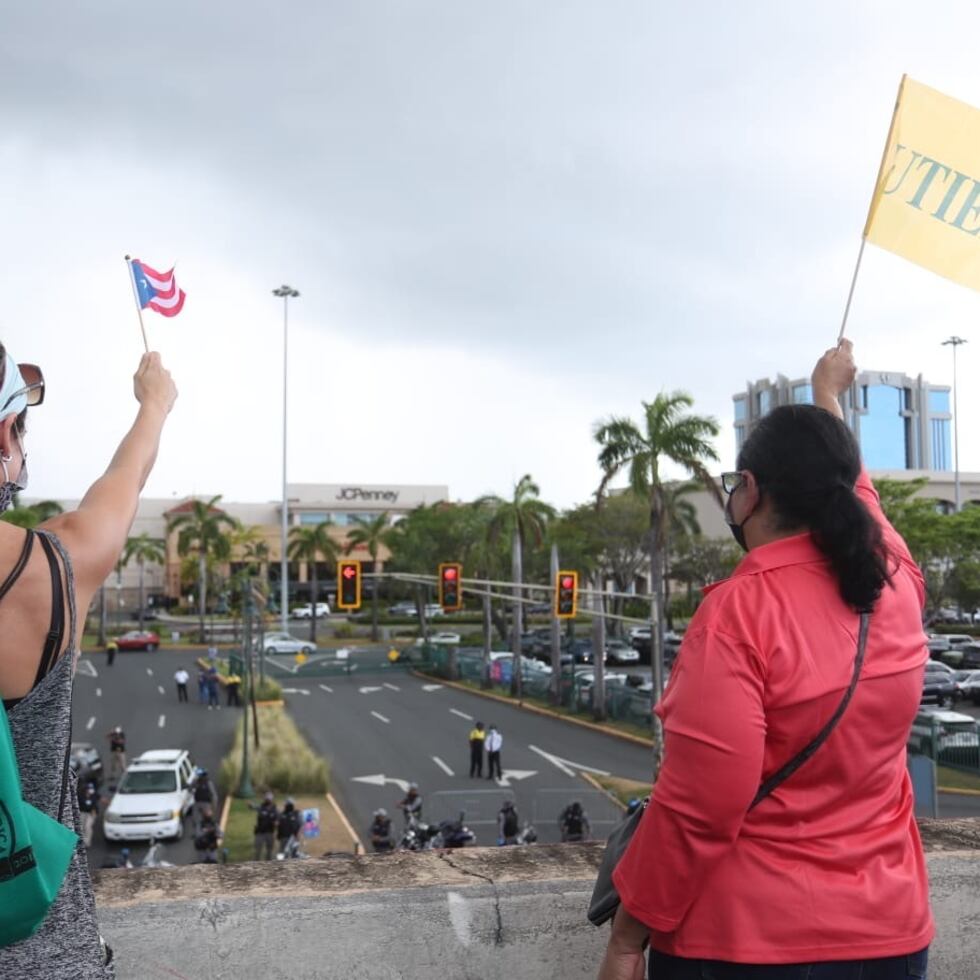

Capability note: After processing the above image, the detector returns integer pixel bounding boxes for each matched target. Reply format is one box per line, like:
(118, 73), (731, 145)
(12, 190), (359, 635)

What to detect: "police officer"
(497, 799), (520, 846)
(78, 781), (99, 847)
(369, 808), (393, 853)
(468, 721), (486, 777)
(558, 800), (591, 842)
(106, 726), (126, 784)
(276, 798), (303, 857)
(252, 791), (278, 860)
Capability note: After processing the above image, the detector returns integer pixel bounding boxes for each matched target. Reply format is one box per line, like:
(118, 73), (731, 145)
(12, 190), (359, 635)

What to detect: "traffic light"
(438, 562), (463, 612)
(555, 570), (578, 619)
(336, 560), (361, 610)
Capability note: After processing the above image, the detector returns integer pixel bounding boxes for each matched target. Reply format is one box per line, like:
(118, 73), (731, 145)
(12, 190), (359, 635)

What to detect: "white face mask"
(0, 429), (28, 513)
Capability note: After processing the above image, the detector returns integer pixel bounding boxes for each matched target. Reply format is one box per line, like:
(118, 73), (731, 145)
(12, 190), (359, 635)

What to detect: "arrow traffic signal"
(555, 570), (578, 619)
(438, 562), (463, 612)
(336, 560), (361, 610)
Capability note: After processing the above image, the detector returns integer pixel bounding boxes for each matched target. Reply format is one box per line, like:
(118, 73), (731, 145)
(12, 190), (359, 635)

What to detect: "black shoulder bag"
(588, 612), (870, 927)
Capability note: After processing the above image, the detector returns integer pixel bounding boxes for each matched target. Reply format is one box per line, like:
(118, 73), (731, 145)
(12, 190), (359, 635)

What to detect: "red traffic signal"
(438, 562), (463, 611)
(336, 560), (361, 610)
(555, 570), (578, 619)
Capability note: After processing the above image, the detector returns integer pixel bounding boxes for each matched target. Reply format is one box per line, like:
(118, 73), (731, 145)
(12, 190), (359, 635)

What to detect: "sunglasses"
(720, 471), (746, 495)
(2, 363), (44, 414)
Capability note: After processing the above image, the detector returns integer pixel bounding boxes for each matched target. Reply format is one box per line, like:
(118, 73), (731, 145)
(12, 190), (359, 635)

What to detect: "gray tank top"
(2, 531), (112, 979)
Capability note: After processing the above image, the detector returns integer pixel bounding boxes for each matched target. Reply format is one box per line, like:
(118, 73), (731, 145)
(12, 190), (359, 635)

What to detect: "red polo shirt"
(613, 470), (934, 963)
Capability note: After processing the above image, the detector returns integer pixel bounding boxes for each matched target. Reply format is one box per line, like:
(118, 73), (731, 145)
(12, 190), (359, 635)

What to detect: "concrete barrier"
(94, 822), (980, 980)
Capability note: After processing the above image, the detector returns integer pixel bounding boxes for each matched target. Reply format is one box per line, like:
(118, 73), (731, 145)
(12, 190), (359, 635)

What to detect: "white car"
(414, 631), (461, 646)
(292, 602), (331, 619)
(103, 750), (195, 842)
(606, 639), (640, 664)
(261, 631), (315, 655)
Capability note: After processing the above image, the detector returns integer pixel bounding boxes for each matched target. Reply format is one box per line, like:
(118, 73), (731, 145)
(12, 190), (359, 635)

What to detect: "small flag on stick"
(124, 255), (186, 351)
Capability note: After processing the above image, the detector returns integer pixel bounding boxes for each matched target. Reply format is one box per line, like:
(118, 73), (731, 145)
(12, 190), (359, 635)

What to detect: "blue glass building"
(733, 371), (952, 472)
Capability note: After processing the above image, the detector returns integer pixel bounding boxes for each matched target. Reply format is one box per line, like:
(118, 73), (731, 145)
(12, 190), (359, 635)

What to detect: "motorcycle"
(515, 821), (537, 845)
(277, 833), (308, 860)
(431, 812), (477, 849)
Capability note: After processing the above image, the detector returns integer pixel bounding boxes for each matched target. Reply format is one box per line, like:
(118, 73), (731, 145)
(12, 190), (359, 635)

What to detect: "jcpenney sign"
(335, 487), (400, 503)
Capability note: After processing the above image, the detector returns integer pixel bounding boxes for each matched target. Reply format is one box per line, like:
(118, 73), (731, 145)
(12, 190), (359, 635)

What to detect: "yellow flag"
(865, 76), (980, 291)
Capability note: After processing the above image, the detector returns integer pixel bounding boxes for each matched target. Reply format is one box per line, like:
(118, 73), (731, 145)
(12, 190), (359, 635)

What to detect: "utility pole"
(237, 591), (255, 799)
(592, 585), (607, 722)
(482, 593), (492, 689)
(273, 284), (300, 633)
(510, 527), (524, 700)
(942, 336), (967, 511)
(549, 544), (562, 705)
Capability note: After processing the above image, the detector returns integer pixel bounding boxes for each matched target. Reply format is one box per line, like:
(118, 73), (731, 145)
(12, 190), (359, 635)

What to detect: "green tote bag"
(0, 703), (78, 946)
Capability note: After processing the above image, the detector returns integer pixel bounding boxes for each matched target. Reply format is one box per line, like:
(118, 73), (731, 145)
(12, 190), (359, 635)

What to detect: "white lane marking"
(383, 682), (400, 691)
(432, 756), (455, 777)
(281, 688), (311, 695)
(146, 668), (154, 676)
(158, 685), (165, 695)
(77, 659), (98, 678)
(528, 744), (611, 777)
(85, 716), (96, 731)
(318, 684), (334, 694)
(352, 774), (409, 792)
(158, 714), (166, 728)
(497, 769), (537, 787)
(450, 708), (473, 721)
(422, 684), (443, 692)
(359, 686), (383, 694)
(95, 688), (102, 698)
(371, 711), (390, 724)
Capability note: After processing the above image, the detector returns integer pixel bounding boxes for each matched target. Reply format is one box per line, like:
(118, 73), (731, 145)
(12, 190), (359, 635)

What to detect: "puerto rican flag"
(130, 259), (186, 317)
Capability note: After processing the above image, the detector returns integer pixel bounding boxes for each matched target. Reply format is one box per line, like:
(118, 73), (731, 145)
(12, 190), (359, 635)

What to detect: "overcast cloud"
(3, 1), (979, 509)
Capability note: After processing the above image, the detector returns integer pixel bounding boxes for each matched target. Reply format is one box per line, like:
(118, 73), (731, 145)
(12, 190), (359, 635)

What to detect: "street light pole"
(942, 336), (967, 511)
(273, 284), (300, 633)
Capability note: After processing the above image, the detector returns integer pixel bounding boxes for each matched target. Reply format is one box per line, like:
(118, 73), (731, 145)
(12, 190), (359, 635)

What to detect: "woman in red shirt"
(599, 341), (933, 980)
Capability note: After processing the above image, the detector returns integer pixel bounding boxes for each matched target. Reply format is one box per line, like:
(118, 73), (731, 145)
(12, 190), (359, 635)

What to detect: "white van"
(103, 750), (196, 842)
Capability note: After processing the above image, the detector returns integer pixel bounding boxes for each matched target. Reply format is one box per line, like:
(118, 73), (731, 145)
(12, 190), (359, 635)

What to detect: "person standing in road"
(225, 670), (242, 707)
(105, 639), (117, 666)
(485, 724), (502, 781)
(77, 781), (99, 847)
(558, 800), (590, 842)
(197, 667), (208, 704)
(191, 767), (218, 831)
(174, 666), (189, 703)
(206, 666), (220, 709)
(397, 783), (423, 824)
(193, 805), (222, 863)
(276, 798), (302, 855)
(369, 808), (393, 853)
(468, 721), (486, 777)
(251, 791), (278, 860)
(106, 725), (126, 784)
(497, 799), (519, 845)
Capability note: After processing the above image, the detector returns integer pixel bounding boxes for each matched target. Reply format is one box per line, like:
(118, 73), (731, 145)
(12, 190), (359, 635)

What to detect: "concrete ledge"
(94, 832), (980, 980)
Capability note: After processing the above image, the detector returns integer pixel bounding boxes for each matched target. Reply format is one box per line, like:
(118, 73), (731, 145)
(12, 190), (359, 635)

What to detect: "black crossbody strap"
(749, 612), (870, 810)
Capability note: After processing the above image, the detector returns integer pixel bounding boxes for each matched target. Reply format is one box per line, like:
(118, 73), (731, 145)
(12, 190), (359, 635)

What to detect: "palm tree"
(661, 480), (702, 630)
(595, 392), (720, 773)
(122, 533), (166, 632)
(345, 513), (391, 641)
(288, 522), (339, 642)
(167, 496), (237, 642)
(475, 475), (555, 696)
(1, 497), (63, 529)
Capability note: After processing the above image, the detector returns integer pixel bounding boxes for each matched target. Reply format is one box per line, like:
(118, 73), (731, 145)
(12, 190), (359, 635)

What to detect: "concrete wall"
(95, 825), (980, 980)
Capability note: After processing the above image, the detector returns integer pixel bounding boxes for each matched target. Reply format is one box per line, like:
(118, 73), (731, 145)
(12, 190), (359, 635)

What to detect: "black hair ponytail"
(738, 405), (888, 612)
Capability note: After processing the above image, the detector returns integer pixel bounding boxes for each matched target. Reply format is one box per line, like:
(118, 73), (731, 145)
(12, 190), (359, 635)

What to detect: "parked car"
(489, 652), (553, 684)
(606, 639), (640, 664)
(414, 631), (461, 646)
(954, 670), (980, 705)
(922, 663), (958, 706)
(103, 750), (195, 842)
(114, 630), (161, 652)
(423, 603), (445, 618)
(292, 602), (330, 619)
(261, 631), (315, 655)
(388, 601), (417, 617)
(70, 742), (103, 786)
(958, 644), (980, 670)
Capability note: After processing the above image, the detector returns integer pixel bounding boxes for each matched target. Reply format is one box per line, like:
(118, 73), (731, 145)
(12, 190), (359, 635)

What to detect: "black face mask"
(724, 491), (753, 552)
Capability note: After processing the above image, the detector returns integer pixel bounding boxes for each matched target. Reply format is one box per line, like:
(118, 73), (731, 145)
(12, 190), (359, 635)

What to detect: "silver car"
(261, 631), (315, 655)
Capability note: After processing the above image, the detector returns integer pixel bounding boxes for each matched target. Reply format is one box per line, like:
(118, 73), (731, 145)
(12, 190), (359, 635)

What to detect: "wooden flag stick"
(124, 254), (150, 352)
(837, 237), (866, 343)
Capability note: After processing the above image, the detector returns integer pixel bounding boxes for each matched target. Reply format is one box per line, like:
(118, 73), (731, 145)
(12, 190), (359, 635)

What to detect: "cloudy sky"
(3, 1), (980, 510)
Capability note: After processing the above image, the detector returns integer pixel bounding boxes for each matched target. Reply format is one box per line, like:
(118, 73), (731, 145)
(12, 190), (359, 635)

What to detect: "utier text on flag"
(130, 259), (186, 317)
(865, 76), (980, 293)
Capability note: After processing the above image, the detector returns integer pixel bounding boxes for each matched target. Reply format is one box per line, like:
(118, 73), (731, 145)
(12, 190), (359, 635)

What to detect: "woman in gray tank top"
(0, 342), (177, 977)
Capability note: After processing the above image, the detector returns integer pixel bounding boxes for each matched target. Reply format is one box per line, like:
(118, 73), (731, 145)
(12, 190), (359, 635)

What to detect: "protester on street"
(468, 721), (486, 778)
(0, 345), (177, 977)
(206, 666), (221, 709)
(174, 667), (189, 703)
(106, 725), (127, 784)
(485, 724), (502, 780)
(497, 799), (519, 845)
(225, 670), (242, 706)
(369, 808), (393, 853)
(105, 639), (117, 666)
(599, 341), (933, 980)
(252, 791), (278, 860)
(77, 781), (99, 848)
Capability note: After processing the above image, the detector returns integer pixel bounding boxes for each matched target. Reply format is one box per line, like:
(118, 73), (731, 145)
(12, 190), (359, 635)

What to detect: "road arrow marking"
(496, 769), (537, 788)
(528, 745), (611, 778)
(158, 714), (166, 728)
(282, 688), (311, 695)
(359, 686), (383, 694)
(422, 684), (443, 692)
(450, 708), (474, 721)
(352, 774), (410, 794)
(77, 659), (98, 678)
(318, 684), (334, 694)
(383, 682), (400, 691)
(371, 711), (391, 724)
(85, 716), (96, 731)
(432, 756), (455, 777)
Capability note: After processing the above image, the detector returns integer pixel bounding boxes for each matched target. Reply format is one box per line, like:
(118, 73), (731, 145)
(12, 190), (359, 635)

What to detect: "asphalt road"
(71, 647), (240, 869)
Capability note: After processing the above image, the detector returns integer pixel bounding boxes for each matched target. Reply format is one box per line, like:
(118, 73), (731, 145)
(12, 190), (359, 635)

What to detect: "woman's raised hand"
(134, 351), (177, 416)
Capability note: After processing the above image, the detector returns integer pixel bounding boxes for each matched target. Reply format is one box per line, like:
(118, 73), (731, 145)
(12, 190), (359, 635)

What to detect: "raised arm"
(42, 352), (176, 625)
